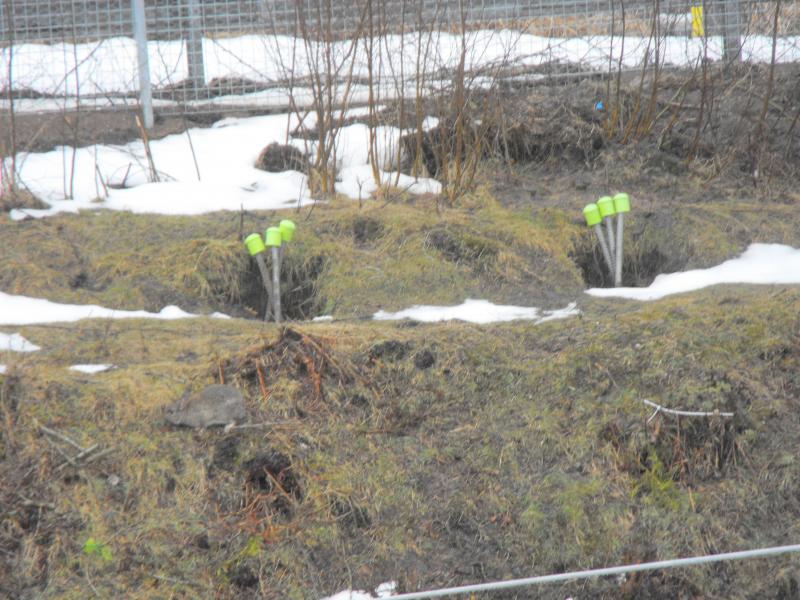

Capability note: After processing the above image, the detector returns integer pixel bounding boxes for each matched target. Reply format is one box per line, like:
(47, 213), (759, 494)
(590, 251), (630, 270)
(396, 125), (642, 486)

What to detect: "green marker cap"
(613, 192), (631, 213)
(279, 219), (296, 242)
(265, 227), (282, 247)
(244, 233), (266, 256)
(597, 195), (616, 218)
(583, 203), (601, 226)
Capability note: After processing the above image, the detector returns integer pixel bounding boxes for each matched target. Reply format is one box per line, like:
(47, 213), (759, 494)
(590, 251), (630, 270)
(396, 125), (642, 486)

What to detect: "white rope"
(385, 544), (800, 600)
(643, 398), (734, 423)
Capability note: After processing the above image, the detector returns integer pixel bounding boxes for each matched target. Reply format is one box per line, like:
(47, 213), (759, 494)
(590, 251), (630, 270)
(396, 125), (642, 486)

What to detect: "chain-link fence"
(1, 1), (799, 123)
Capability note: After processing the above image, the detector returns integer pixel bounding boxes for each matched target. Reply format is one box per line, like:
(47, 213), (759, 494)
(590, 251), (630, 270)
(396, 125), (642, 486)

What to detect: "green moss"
(633, 451), (686, 512)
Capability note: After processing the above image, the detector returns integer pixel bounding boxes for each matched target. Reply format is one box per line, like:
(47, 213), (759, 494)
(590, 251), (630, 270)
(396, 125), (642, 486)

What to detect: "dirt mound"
(0, 187), (48, 213)
(255, 142), (308, 174)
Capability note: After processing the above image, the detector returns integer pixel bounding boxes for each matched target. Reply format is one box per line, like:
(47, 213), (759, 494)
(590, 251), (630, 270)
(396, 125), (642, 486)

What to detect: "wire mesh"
(0, 1), (798, 117)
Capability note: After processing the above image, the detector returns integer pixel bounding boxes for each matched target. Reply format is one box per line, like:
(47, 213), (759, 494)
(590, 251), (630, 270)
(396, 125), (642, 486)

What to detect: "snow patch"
(0, 291), (228, 325)
(374, 299), (580, 324)
(6, 113), (440, 220)
(586, 243), (800, 301)
(0, 332), (41, 352)
(69, 364), (114, 374)
(320, 581), (397, 600)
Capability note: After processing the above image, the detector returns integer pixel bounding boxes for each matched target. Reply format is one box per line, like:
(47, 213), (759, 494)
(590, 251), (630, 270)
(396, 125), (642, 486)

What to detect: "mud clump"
(352, 217), (384, 245)
(255, 142), (308, 173)
(368, 340), (409, 362)
(211, 436), (240, 473)
(0, 188), (48, 213)
(243, 449), (303, 518)
(228, 564), (259, 589)
(414, 349), (436, 370)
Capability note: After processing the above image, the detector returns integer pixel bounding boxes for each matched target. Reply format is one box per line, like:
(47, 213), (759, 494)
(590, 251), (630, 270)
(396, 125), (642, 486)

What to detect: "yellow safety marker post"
(691, 6), (704, 38)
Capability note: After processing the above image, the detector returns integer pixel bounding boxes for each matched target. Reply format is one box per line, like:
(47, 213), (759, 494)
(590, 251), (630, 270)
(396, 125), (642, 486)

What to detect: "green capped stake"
(265, 226), (282, 323)
(277, 219), (296, 308)
(244, 233), (275, 321)
(277, 219), (296, 268)
(597, 195), (617, 281)
(583, 203), (614, 279)
(613, 193), (630, 287)
(279, 219), (296, 242)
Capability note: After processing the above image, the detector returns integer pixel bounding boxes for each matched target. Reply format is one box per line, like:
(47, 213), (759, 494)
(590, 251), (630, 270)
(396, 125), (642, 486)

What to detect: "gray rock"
(165, 384), (246, 428)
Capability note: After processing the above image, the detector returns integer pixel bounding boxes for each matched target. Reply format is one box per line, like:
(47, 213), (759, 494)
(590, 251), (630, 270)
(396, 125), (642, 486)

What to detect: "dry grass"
(3, 279), (800, 598)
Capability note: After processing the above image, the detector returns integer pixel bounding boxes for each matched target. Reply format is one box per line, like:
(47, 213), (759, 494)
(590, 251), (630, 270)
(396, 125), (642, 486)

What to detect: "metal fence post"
(131, 0), (154, 128)
(186, 0), (206, 96)
(719, 0), (742, 61)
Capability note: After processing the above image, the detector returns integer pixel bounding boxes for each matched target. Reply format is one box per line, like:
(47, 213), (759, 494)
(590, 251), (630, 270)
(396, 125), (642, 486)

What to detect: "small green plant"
(633, 451), (684, 512)
(242, 535), (262, 558)
(83, 537), (113, 562)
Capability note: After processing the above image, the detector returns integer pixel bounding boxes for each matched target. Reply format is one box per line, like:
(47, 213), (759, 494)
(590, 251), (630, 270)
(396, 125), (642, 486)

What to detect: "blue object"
(594, 101), (605, 111)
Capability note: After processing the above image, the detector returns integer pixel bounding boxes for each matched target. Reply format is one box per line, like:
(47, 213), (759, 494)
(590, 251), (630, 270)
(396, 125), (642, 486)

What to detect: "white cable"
(643, 398), (735, 423)
(384, 544), (800, 600)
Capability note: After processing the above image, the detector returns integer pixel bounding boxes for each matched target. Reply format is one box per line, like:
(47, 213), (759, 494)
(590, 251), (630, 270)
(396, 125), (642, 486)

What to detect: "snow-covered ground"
(4, 111), (440, 220)
(2, 30), (798, 109)
(586, 244), (800, 301)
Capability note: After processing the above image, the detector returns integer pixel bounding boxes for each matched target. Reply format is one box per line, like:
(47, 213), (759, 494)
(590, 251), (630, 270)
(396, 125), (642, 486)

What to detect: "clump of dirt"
(210, 435), (240, 474)
(352, 216), (384, 245)
(368, 340), (410, 363)
(255, 142), (308, 173)
(227, 564), (259, 589)
(244, 449), (302, 501)
(222, 327), (374, 407)
(0, 187), (48, 212)
(413, 349), (436, 370)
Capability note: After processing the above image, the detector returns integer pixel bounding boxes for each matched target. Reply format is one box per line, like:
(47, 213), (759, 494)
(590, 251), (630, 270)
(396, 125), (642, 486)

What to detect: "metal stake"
(605, 216), (616, 275)
(614, 212), (624, 286)
(255, 253), (274, 321)
(271, 246), (282, 323)
(131, 0), (154, 129)
(594, 224), (614, 277)
(612, 192), (631, 288)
